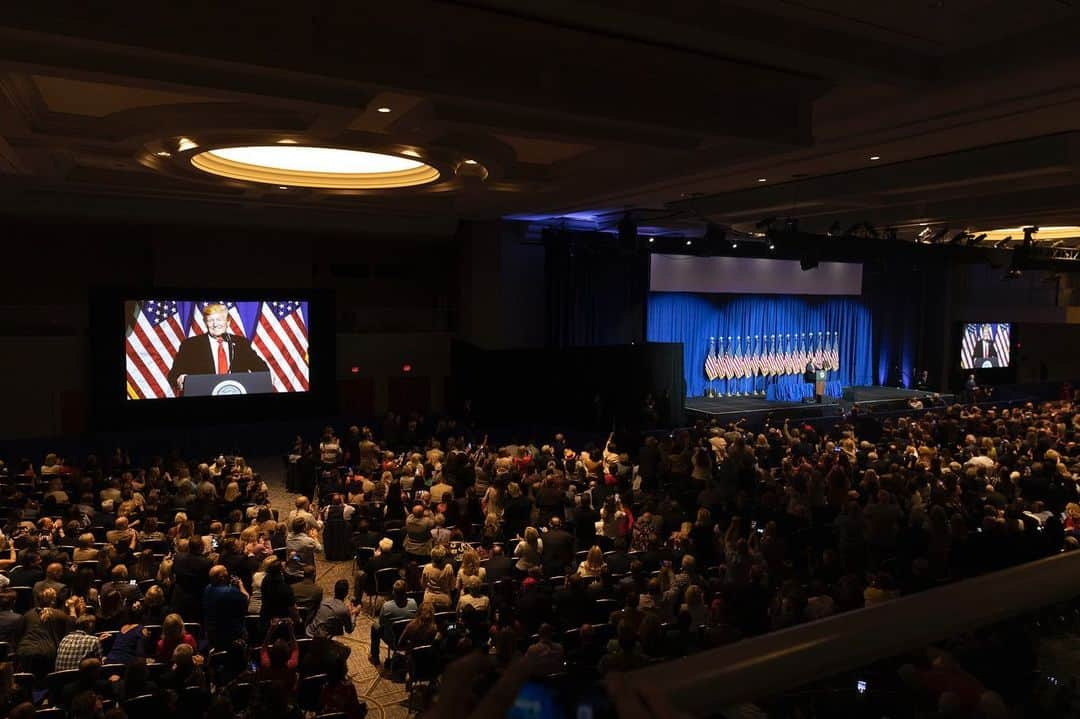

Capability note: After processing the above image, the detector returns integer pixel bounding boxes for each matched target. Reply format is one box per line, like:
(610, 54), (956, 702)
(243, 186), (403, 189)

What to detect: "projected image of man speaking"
(167, 303), (268, 393)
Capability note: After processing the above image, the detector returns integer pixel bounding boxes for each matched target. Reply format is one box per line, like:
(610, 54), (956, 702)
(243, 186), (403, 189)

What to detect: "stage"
(684, 385), (953, 422)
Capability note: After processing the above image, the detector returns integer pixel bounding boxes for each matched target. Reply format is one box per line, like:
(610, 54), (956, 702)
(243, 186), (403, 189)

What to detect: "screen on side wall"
(124, 299), (310, 399)
(960, 322), (1011, 369)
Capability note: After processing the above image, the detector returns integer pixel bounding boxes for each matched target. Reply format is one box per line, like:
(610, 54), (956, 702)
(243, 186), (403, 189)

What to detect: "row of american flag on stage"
(704, 332), (839, 381)
(125, 299), (310, 399)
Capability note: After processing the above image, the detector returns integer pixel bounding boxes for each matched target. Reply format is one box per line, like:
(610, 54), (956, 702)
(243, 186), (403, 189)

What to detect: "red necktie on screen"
(216, 337), (228, 374)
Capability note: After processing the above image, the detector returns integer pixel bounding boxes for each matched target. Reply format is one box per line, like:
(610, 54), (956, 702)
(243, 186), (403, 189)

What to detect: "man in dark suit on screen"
(972, 324), (1000, 368)
(167, 303), (268, 394)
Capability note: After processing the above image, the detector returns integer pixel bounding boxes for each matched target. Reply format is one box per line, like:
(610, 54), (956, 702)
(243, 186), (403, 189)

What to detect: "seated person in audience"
(113, 656), (156, 703)
(101, 564), (141, 605)
(104, 600), (147, 665)
(0, 591), (25, 642)
(524, 622), (564, 675)
(576, 545), (608, 581)
(456, 575), (490, 617)
(369, 579), (417, 666)
(156, 612), (196, 663)
(307, 579), (362, 639)
(158, 642), (207, 693)
(33, 562), (69, 607)
(54, 612), (101, 671)
(8, 550), (44, 589)
(59, 658), (110, 710)
(397, 601), (438, 651)
(320, 652), (366, 719)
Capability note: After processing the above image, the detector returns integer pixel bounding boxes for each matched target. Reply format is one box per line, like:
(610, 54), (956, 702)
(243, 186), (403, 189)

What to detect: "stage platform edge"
(684, 385), (954, 422)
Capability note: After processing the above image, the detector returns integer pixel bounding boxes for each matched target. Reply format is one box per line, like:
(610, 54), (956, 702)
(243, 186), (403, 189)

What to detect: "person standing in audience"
(285, 518), (322, 581)
(203, 564), (249, 650)
(404, 504), (435, 562)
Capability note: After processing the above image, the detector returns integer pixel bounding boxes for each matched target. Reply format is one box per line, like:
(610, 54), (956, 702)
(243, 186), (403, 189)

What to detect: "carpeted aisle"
(261, 458), (410, 719)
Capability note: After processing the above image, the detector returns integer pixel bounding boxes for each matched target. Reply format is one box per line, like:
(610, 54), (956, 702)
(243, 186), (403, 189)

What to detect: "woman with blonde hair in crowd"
(156, 612), (196, 662)
(421, 545), (455, 609)
(514, 526), (543, 573)
(456, 548), (486, 591)
(576, 545), (607, 580)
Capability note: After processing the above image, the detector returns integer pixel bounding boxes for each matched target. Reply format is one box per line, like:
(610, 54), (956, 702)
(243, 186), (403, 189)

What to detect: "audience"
(0, 399), (1076, 717)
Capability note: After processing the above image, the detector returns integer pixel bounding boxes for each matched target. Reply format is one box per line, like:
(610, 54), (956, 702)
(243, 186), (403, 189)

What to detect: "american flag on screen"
(960, 323), (1010, 370)
(126, 300), (184, 399)
(189, 301), (245, 337)
(252, 300), (310, 392)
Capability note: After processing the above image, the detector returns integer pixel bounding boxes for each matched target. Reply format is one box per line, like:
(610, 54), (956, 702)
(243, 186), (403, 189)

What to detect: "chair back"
(408, 644), (441, 684)
(298, 672), (328, 712)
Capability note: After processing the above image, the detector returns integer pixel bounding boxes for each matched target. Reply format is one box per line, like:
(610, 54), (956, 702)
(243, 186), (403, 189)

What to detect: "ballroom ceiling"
(2, 2), (1080, 240)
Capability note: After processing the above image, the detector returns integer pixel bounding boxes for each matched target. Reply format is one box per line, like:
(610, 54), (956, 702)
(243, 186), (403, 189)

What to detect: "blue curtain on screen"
(646, 292), (875, 400)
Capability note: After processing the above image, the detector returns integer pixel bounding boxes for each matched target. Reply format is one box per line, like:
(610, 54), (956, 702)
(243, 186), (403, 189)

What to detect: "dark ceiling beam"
(0, 2), (823, 146)
(665, 132), (1080, 218)
(453, 0), (940, 87)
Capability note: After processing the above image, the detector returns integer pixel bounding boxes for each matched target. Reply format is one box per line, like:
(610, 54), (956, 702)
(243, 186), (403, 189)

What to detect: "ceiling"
(2, 2), (1080, 240)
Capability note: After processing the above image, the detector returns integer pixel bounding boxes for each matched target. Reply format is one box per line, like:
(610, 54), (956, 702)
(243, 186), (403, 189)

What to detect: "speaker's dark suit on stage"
(972, 339), (1000, 368)
(167, 333), (268, 391)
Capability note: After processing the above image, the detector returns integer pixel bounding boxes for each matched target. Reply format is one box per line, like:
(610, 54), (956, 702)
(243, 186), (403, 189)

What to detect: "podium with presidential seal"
(182, 371), (274, 397)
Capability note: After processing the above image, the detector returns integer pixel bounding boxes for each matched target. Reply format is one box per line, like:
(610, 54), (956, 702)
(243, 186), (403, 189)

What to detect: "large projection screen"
(650, 255), (863, 295)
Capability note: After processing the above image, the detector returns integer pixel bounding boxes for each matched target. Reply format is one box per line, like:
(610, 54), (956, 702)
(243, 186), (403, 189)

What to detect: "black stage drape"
(451, 340), (684, 431)
(544, 229), (648, 348)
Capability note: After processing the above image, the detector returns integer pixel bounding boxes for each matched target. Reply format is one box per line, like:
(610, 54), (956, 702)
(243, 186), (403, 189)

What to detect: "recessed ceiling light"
(189, 145), (440, 189)
(757, 178), (767, 183)
(869, 155), (881, 161)
(154, 151), (171, 158)
(277, 139), (298, 144)
(278, 186), (289, 190)
(463, 159), (478, 165)
(376, 107), (393, 113)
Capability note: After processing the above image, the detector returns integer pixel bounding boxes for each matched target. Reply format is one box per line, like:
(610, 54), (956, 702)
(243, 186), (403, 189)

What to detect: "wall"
(0, 215), (460, 439)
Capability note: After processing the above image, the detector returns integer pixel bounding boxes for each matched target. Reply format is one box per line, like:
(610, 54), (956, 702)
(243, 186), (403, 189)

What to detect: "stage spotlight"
(966, 233), (987, 246)
(994, 235), (1012, 248)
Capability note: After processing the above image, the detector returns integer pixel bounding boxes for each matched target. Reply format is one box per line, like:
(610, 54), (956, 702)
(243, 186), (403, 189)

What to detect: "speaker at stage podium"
(181, 371), (274, 397)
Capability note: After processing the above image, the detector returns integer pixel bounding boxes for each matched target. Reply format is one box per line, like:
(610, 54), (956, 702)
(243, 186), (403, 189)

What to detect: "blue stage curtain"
(646, 292), (875, 400)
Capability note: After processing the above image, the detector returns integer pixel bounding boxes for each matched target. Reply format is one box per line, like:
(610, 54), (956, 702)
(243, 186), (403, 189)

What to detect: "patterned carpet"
(263, 460), (411, 719)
